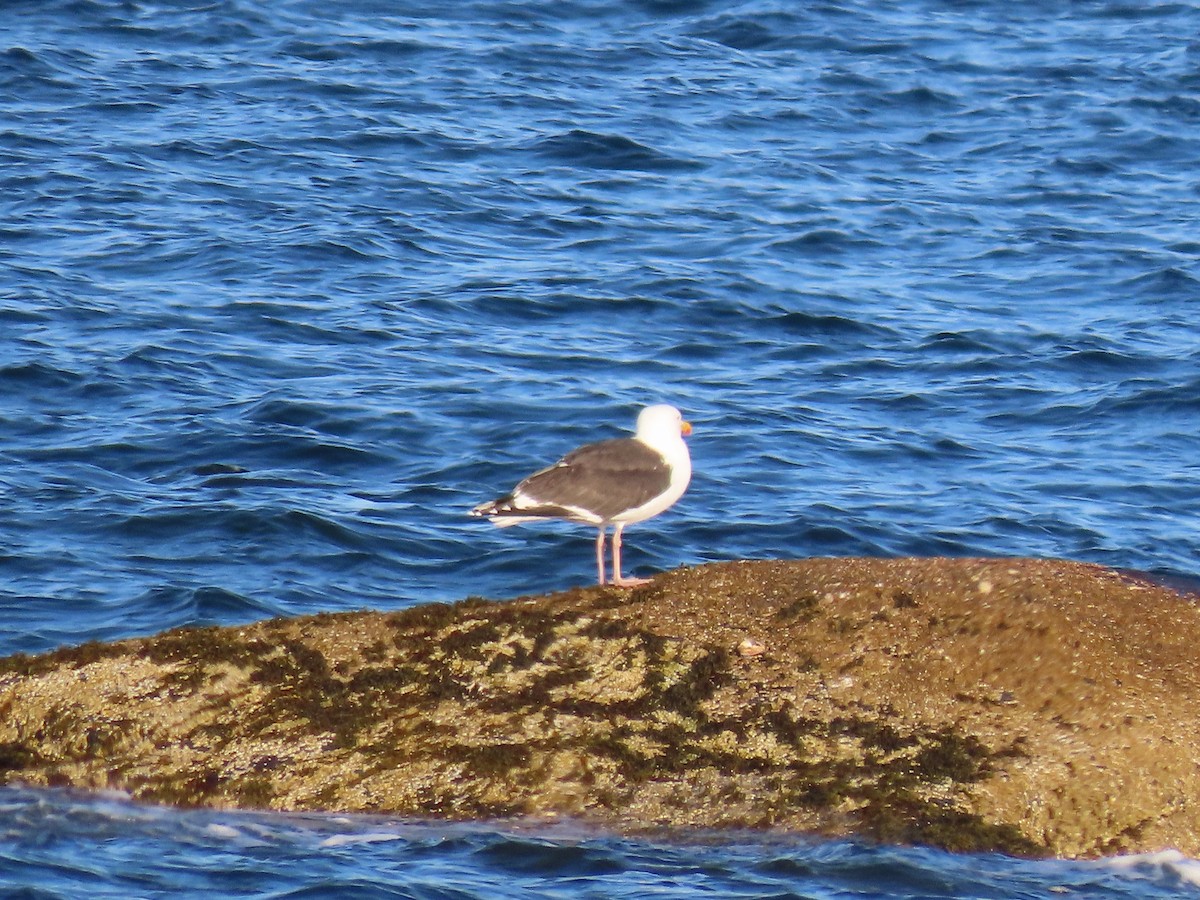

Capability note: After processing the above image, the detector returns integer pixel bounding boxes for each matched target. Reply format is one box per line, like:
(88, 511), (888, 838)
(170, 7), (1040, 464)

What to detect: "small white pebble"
(737, 638), (766, 658)
(977, 579), (993, 595)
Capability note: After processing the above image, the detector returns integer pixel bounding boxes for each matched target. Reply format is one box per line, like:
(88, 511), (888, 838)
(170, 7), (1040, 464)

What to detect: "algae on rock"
(2, 557), (1199, 859)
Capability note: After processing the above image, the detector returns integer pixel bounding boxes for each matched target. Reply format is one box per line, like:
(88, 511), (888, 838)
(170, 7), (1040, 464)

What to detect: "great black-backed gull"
(470, 404), (692, 586)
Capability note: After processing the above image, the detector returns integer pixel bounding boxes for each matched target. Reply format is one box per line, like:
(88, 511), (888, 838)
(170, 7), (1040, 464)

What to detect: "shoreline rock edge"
(2, 557), (1199, 859)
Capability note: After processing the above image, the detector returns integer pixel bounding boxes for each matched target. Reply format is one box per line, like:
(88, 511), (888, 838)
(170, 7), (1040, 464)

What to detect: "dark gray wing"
(514, 437), (671, 521)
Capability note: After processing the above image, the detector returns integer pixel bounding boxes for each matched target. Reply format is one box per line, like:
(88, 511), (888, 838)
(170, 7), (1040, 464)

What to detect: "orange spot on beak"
(681, 420), (693, 437)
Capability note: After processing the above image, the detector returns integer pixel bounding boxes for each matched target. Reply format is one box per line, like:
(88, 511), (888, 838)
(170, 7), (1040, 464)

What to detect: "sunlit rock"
(2, 557), (1199, 859)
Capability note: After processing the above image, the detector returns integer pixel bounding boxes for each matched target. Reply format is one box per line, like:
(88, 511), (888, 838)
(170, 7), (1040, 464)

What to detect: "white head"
(635, 404), (692, 446)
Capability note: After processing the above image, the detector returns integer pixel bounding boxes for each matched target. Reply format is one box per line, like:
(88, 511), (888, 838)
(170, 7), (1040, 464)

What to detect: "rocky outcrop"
(2, 557), (1199, 858)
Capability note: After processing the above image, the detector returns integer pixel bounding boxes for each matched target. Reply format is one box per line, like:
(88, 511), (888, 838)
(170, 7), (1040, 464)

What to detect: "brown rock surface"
(2, 557), (1199, 858)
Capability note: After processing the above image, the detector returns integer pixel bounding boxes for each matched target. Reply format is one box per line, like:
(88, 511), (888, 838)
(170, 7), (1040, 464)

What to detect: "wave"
(529, 130), (704, 173)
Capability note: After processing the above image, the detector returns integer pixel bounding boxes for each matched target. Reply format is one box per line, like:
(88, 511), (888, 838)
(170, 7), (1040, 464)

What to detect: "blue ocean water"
(2, 0), (1199, 895)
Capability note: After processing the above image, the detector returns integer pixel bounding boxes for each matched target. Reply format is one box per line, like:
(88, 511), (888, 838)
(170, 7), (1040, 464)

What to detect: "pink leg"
(611, 524), (650, 587)
(595, 528), (607, 585)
